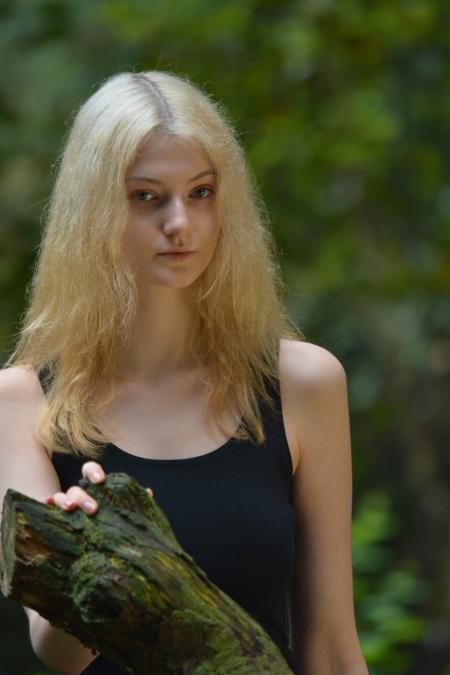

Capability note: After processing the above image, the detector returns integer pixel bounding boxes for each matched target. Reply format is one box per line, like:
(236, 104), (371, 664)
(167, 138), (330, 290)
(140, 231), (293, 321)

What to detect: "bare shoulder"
(0, 364), (45, 401)
(278, 339), (348, 469)
(0, 365), (49, 456)
(279, 338), (346, 389)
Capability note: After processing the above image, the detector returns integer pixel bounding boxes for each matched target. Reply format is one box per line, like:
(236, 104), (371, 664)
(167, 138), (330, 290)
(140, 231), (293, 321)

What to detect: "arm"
(280, 341), (369, 675)
(24, 607), (96, 675)
(0, 367), (97, 674)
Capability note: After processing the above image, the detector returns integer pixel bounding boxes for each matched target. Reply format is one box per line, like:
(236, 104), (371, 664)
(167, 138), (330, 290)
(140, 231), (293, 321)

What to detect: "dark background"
(1, 1), (449, 673)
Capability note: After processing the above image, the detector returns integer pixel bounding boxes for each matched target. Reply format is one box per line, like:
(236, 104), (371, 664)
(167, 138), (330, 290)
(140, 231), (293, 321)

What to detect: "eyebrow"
(125, 169), (217, 184)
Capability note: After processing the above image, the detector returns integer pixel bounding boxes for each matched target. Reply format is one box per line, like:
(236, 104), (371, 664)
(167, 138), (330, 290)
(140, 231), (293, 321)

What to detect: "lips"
(157, 251), (195, 261)
(158, 250), (194, 254)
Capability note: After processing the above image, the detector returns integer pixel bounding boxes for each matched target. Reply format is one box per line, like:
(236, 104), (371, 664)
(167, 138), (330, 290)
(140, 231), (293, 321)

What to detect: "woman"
(0, 71), (368, 674)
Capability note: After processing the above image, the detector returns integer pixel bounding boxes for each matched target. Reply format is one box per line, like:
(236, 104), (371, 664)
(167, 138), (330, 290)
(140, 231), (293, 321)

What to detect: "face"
(124, 135), (220, 291)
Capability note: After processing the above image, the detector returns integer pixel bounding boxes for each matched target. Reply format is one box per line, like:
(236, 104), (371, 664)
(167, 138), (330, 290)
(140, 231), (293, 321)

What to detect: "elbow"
(31, 634), (66, 674)
(29, 611), (93, 675)
(32, 640), (85, 675)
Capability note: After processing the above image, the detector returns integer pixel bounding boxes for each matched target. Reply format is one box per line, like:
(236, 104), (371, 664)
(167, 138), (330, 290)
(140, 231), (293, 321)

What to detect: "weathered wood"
(0, 472), (293, 674)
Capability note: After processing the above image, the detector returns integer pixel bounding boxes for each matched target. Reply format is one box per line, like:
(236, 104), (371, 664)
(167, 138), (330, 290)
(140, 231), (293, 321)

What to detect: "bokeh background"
(1, 1), (449, 674)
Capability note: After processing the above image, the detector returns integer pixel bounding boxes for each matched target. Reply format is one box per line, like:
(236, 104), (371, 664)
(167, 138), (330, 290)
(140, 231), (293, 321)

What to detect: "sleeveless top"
(38, 368), (300, 674)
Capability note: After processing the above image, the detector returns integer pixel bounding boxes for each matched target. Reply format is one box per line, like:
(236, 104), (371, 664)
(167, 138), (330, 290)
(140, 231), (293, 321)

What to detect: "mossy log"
(0, 472), (294, 674)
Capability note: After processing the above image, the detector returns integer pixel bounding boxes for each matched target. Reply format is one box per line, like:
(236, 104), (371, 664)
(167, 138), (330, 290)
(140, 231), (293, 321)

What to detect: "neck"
(118, 285), (199, 383)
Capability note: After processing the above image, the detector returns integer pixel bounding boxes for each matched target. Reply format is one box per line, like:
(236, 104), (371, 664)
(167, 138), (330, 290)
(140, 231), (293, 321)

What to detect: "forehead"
(128, 135), (213, 176)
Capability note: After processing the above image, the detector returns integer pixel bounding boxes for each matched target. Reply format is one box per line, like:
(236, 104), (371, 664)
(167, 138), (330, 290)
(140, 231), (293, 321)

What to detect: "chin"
(147, 274), (202, 290)
(150, 263), (211, 289)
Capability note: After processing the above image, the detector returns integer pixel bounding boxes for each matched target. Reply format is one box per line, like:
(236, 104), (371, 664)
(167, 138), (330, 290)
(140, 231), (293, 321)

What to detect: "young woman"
(0, 71), (368, 674)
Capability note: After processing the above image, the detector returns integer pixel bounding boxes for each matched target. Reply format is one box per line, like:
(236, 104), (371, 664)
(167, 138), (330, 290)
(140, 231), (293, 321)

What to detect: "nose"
(162, 196), (190, 237)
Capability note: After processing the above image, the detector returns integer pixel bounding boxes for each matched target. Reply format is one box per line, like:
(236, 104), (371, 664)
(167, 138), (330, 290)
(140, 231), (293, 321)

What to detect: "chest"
(96, 380), (241, 461)
(95, 380), (299, 473)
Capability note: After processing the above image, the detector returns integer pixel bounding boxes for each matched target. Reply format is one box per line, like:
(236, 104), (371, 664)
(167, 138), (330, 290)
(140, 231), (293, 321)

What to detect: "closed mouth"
(158, 251), (194, 256)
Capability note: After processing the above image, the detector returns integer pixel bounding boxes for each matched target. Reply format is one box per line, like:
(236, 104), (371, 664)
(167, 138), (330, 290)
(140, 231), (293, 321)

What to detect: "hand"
(43, 461), (154, 515)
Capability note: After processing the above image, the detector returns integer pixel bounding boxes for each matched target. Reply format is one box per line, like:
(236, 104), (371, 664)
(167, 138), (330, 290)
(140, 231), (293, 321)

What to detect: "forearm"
(25, 606), (97, 674)
(336, 663), (369, 675)
(292, 632), (369, 675)
(294, 655), (369, 675)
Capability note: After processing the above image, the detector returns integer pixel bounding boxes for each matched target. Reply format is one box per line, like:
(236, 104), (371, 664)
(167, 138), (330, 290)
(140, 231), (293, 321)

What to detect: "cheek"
(204, 218), (221, 252)
(211, 228), (221, 256)
(123, 229), (139, 266)
(124, 219), (155, 259)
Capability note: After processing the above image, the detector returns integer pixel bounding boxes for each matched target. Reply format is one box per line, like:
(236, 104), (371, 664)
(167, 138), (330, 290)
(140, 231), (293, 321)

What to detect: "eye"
(131, 190), (156, 202)
(191, 186), (214, 199)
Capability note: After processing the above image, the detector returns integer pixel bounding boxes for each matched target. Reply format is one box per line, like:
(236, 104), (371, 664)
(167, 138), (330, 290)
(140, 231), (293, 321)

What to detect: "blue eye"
(192, 186), (213, 199)
(132, 190), (155, 202)
(130, 186), (214, 204)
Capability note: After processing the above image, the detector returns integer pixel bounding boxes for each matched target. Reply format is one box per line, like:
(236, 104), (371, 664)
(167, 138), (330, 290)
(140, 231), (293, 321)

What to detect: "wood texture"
(0, 472), (293, 674)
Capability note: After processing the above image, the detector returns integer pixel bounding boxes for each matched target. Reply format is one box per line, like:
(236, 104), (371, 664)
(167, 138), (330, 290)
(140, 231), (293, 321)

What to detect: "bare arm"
(280, 341), (369, 674)
(0, 367), (98, 674)
(23, 606), (96, 675)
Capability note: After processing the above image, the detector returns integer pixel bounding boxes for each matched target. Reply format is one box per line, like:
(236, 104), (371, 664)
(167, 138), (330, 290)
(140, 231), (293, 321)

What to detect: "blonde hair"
(4, 70), (304, 458)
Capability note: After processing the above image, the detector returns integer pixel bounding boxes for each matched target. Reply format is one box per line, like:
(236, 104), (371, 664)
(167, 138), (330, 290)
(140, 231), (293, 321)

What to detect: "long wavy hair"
(4, 70), (304, 458)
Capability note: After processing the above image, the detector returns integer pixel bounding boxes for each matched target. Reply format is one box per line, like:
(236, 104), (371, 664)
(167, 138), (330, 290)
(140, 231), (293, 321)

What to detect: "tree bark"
(0, 472), (293, 674)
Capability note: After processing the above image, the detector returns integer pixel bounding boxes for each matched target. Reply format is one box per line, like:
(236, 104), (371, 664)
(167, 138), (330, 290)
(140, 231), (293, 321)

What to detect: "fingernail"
(92, 471), (102, 482)
(83, 500), (96, 513)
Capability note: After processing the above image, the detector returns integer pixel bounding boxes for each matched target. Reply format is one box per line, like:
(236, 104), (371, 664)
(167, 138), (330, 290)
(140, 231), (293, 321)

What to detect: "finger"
(81, 461), (105, 484)
(46, 489), (97, 514)
(46, 491), (77, 511)
(146, 487), (154, 498)
(66, 486), (98, 514)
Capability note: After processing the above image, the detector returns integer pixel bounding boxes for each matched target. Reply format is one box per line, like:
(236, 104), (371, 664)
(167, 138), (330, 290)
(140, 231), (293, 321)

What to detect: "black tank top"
(38, 368), (300, 674)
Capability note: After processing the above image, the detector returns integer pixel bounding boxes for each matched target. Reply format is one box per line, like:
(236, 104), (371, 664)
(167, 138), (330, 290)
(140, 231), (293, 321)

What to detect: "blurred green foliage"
(0, 0), (449, 673)
(353, 491), (431, 673)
